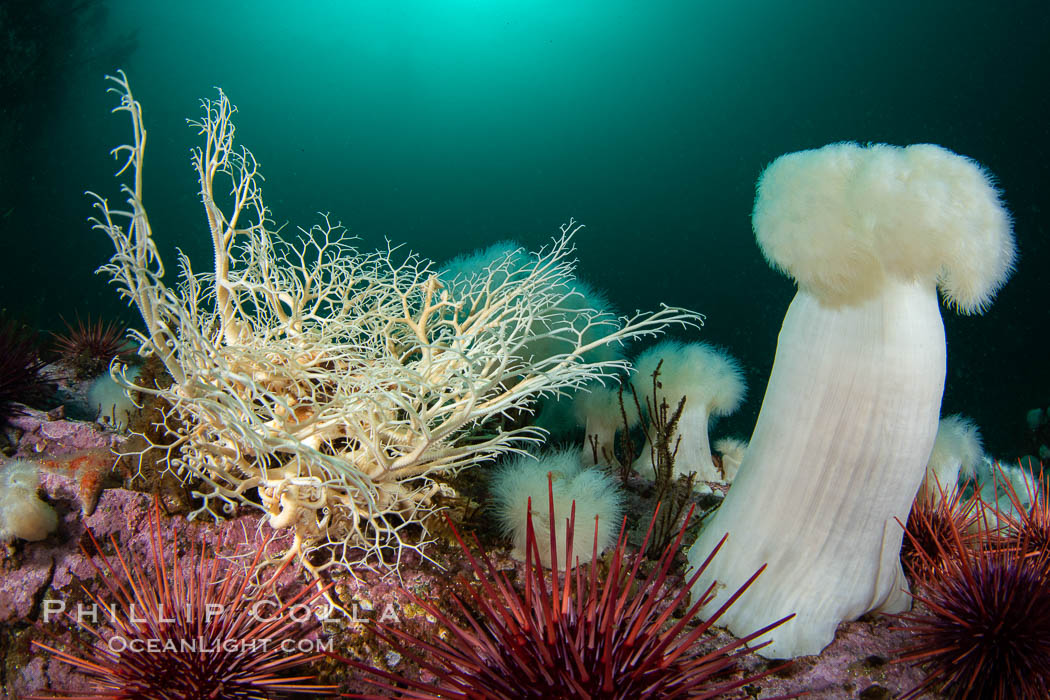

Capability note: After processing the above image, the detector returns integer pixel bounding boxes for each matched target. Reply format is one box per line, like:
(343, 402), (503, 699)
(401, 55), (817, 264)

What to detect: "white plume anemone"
(631, 341), (746, 484)
(687, 142), (1015, 659)
(919, 414), (984, 504)
(491, 448), (623, 568)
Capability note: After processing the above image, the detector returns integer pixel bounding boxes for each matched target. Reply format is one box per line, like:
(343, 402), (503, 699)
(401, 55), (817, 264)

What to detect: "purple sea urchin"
(896, 504), (1050, 699)
(29, 500), (336, 699)
(333, 477), (791, 699)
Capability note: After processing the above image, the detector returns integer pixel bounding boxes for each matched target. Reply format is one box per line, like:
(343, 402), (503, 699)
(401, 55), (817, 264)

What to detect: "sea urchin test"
(687, 142), (1015, 659)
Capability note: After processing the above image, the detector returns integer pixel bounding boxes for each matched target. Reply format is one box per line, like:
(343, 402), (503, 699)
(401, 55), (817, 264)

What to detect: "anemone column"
(687, 142), (1016, 659)
(631, 340), (746, 484)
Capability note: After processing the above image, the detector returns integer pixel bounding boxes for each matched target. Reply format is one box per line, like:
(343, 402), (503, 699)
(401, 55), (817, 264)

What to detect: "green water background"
(1, 0), (1047, 457)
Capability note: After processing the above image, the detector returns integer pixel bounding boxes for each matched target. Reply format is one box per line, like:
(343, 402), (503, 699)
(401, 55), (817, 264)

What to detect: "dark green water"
(2, 0), (1047, 456)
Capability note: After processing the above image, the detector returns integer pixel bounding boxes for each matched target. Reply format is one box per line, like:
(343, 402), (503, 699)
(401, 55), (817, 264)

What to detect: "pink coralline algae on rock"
(7, 408), (124, 515)
(0, 470), (321, 698)
(0, 415), (941, 698)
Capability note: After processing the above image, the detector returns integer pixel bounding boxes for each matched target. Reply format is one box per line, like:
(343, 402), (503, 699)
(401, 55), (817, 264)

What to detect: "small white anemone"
(974, 457), (1040, 530)
(713, 437), (748, 483)
(0, 459), (58, 542)
(88, 368), (140, 431)
(438, 240), (524, 286)
(919, 415), (984, 504)
(490, 448), (623, 568)
(631, 340), (746, 483)
(573, 381), (636, 467)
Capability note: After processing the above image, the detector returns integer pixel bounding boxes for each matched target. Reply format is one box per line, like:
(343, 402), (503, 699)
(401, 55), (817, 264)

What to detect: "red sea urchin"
(0, 314), (54, 422)
(51, 314), (134, 379)
(996, 458), (1050, 556)
(896, 506), (1050, 699)
(898, 481), (981, 583)
(29, 501), (336, 699)
(333, 478), (792, 699)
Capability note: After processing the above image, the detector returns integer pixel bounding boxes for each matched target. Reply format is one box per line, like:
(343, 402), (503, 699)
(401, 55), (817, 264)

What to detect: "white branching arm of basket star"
(92, 70), (703, 577)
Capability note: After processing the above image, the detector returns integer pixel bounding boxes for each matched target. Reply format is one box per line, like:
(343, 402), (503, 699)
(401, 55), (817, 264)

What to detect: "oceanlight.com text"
(105, 636), (334, 654)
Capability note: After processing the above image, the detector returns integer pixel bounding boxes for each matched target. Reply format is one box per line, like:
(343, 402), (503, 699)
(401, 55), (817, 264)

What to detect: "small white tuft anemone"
(525, 278), (622, 366)
(491, 448), (623, 568)
(530, 279), (625, 440)
(688, 142), (1016, 659)
(713, 437), (748, 483)
(631, 340), (746, 483)
(0, 459), (58, 542)
(919, 414), (984, 504)
(440, 240), (629, 445)
(1026, 407), (1047, 432)
(573, 382), (636, 466)
(974, 457), (1040, 530)
(441, 243), (622, 369)
(438, 240), (524, 284)
(441, 241), (623, 444)
(88, 370), (139, 431)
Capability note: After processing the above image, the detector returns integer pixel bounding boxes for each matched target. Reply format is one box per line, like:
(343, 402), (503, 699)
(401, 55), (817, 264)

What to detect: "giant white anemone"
(687, 142), (1015, 659)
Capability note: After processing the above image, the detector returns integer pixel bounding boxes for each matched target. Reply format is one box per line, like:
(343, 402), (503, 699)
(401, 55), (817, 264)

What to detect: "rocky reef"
(0, 409), (936, 698)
